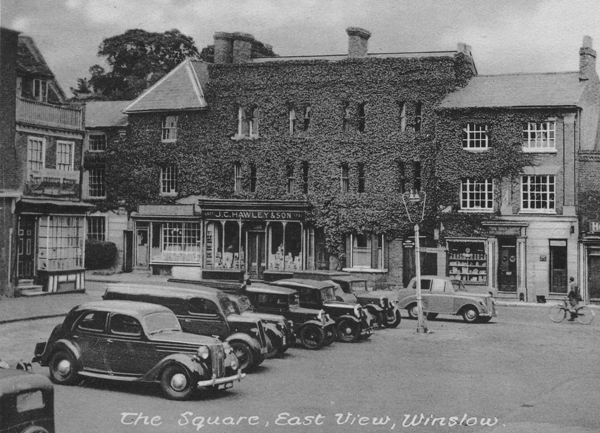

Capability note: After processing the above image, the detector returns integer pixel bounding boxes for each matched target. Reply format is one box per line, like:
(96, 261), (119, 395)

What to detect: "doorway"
(17, 216), (36, 279)
(247, 231), (265, 279)
(122, 230), (133, 272)
(588, 250), (600, 301)
(498, 237), (517, 292)
(135, 227), (149, 268)
(549, 240), (567, 293)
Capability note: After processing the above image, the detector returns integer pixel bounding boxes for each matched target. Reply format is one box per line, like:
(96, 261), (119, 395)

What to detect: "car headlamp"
(317, 310), (326, 323)
(222, 342), (233, 354)
(380, 296), (387, 308)
(197, 345), (210, 360)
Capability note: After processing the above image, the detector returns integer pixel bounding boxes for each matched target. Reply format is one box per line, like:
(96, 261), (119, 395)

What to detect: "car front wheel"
(383, 310), (401, 328)
(160, 364), (194, 400)
(462, 306), (479, 323)
(49, 350), (79, 385)
(336, 319), (361, 343)
(300, 325), (325, 350)
(229, 340), (256, 372)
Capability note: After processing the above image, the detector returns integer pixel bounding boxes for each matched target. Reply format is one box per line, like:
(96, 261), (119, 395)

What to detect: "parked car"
(269, 279), (374, 342)
(0, 367), (54, 433)
(239, 283), (337, 350)
(102, 284), (270, 371)
(33, 301), (244, 400)
(397, 276), (497, 323)
(291, 270), (401, 328)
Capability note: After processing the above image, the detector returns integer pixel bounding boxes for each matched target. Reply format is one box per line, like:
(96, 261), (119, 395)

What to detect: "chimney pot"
(579, 35), (597, 81)
(346, 27), (371, 58)
(457, 42), (472, 56)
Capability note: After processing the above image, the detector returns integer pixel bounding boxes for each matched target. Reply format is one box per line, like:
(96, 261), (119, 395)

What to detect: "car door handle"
(184, 319), (191, 322)
(106, 339), (114, 343)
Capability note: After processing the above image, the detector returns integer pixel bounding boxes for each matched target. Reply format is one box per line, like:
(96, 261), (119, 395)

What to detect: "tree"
(75, 29), (200, 100)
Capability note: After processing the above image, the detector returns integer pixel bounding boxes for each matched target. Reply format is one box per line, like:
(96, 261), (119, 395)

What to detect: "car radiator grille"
(257, 321), (267, 348)
(209, 343), (225, 378)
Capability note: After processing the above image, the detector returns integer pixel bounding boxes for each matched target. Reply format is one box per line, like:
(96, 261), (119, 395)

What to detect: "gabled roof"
(85, 100), (130, 128)
(440, 72), (586, 109)
(123, 58), (208, 113)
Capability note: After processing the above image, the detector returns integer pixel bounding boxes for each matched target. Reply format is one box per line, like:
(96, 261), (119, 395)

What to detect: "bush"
(85, 239), (117, 270)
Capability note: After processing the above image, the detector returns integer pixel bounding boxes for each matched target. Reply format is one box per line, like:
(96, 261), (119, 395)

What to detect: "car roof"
(271, 278), (335, 289)
(0, 369), (53, 394)
(74, 300), (173, 316)
(105, 283), (226, 302)
(244, 283), (297, 295)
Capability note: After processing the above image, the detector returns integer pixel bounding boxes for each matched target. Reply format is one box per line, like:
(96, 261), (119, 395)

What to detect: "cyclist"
(567, 277), (582, 321)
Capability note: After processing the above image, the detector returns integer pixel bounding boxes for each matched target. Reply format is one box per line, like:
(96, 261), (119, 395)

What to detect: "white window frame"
(86, 216), (106, 241)
(521, 174), (555, 213)
(399, 102), (406, 132)
(234, 163), (243, 193)
(88, 133), (107, 152)
(461, 178), (494, 212)
(522, 121), (556, 152)
(463, 123), (489, 150)
(289, 108), (296, 135)
(162, 115), (178, 142)
(160, 164), (178, 196)
(27, 137), (45, 172)
(303, 105), (311, 131)
(56, 141), (74, 171)
(155, 222), (201, 264)
(341, 163), (349, 193)
(32, 79), (48, 102)
(237, 107), (258, 139)
(88, 168), (106, 198)
(346, 233), (386, 270)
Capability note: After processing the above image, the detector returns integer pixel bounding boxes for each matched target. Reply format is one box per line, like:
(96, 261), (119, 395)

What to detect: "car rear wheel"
(462, 306), (479, 323)
(407, 304), (418, 320)
(49, 350), (79, 385)
(229, 340), (255, 372)
(300, 325), (325, 350)
(383, 310), (401, 328)
(336, 319), (361, 343)
(160, 364), (194, 400)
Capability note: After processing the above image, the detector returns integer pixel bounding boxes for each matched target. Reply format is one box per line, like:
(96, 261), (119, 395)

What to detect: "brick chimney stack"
(214, 32), (233, 64)
(346, 27), (371, 58)
(580, 35), (597, 81)
(232, 32), (255, 63)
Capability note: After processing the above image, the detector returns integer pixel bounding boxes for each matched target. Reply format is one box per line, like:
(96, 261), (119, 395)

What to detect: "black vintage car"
(0, 368), (54, 433)
(33, 301), (244, 400)
(292, 271), (401, 328)
(103, 284), (270, 371)
(269, 279), (373, 343)
(239, 283), (336, 350)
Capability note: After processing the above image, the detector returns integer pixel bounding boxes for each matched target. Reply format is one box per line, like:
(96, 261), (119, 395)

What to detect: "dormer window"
(32, 79), (48, 103)
(162, 115), (178, 142)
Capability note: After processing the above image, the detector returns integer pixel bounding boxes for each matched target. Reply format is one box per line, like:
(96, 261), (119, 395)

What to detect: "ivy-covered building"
(104, 28), (477, 284)
(0, 30), (90, 296)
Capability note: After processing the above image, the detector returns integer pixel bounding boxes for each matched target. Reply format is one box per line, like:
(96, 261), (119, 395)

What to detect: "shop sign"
(589, 222), (600, 233)
(485, 225), (521, 236)
(203, 210), (304, 221)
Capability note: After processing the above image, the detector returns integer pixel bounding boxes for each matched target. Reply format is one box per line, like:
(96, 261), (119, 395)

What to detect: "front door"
(122, 230), (133, 272)
(17, 216), (36, 279)
(135, 228), (149, 268)
(247, 232), (265, 279)
(549, 240), (567, 293)
(498, 237), (517, 292)
(588, 251), (600, 301)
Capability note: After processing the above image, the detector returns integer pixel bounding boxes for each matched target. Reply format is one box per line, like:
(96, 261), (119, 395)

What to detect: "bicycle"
(549, 298), (595, 325)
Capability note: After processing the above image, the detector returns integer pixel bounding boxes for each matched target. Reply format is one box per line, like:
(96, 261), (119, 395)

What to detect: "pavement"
(0, 271), (594, 325)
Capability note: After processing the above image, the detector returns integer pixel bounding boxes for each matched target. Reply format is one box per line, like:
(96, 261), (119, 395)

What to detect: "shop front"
(581, 221), (600, 304)
(198, 199), (312, 281)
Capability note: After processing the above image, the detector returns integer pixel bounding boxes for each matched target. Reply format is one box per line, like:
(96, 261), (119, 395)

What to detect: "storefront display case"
(447, 240), (487, 284)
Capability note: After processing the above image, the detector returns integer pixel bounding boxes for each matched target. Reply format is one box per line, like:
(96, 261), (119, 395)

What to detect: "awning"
(16, 198), (95, 214)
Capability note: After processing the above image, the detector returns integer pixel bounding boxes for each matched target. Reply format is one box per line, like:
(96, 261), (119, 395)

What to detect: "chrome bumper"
(196, 369), (245, 388)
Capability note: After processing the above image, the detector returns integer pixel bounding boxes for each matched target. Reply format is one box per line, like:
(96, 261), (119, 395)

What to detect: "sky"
(2, 0), (600, 97)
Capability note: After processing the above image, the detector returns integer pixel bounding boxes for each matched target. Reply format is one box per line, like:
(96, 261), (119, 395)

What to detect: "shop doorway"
(247, 231), (265, 279)
(122, 230), (133, 272)
(498, 237), (517, 292)
(588, 251), (600, 301)
(549, 240), (567, 293)
(17, 216), (36, 279)
(135, 227), (149, 268)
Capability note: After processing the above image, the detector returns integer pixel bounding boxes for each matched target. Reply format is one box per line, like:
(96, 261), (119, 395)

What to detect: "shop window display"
(268, 222), (303, 271)
(447, 241), (487, 284)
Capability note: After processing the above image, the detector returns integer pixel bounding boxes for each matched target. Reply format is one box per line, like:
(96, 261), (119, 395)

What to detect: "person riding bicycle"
(567, 277), (582, 321)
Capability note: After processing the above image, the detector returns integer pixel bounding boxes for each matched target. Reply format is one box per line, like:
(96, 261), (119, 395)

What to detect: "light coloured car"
(397, 276), (496, 323)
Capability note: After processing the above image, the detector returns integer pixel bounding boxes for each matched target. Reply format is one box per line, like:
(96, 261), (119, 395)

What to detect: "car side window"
(431, 279), (445, 292)
(110, 314), (142, 336)
(189, 298), (220, 316)
(77, 311), (108, 333)
(421, 279), (432, 291)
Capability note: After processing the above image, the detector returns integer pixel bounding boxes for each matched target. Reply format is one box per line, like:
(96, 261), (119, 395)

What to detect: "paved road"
(2, 285), (600, 433)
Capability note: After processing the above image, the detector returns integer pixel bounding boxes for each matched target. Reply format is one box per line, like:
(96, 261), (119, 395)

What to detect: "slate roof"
(123, 59), (208, 113)
(85, 101), (130, 128)
(440, 72), (586, 109)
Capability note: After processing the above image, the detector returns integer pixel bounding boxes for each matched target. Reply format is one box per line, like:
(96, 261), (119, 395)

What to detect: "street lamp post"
(402, 190), (430, 334)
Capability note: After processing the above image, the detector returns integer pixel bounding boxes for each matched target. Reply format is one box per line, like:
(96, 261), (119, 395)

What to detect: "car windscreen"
(451, 280), (467, 292)
(143, 312), (181, 335)
(289, 293), (299, 306)
(320, 287), (336, 301)
(219, 297), (238, 316)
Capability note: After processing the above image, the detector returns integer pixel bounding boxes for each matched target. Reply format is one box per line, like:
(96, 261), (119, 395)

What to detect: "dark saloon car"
(103, 284), (270, 371)
(239, 283), (336, 350)
(33, 301), (244, 400)
(0, 368), (54, 433)
(269, 279), (373, 343)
